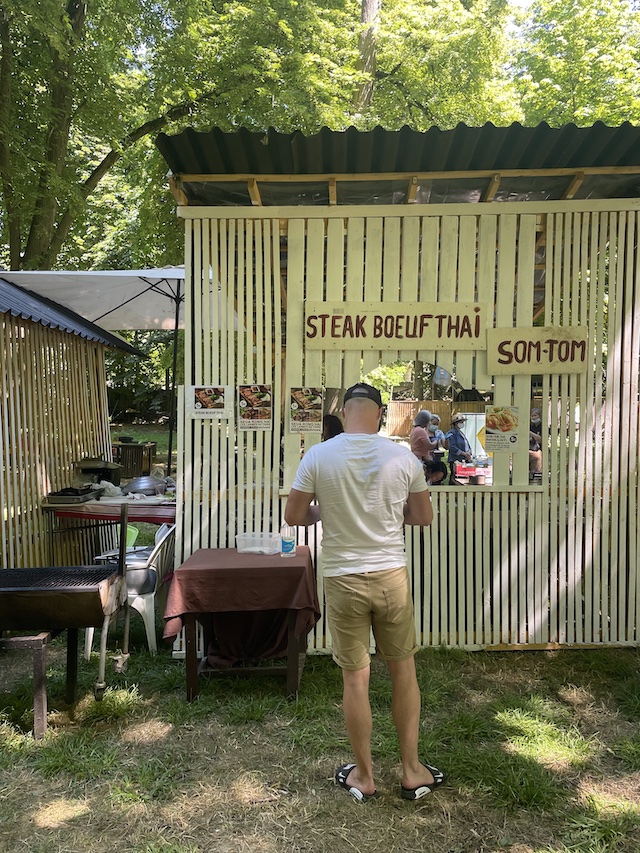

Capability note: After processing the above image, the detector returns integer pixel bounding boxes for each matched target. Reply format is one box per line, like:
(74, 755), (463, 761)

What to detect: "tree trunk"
(353, 0), (382, 113)
(22, 1), (87, 269)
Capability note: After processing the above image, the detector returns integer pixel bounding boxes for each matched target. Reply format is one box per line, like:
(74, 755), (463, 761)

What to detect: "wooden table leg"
(32, 638), (49, 739)
(185, 614), (199, 701)
(286, 610), (306, 700)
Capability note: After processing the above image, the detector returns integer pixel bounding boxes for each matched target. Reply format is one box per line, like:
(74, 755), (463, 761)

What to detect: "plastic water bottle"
(280, 523), (296, 558)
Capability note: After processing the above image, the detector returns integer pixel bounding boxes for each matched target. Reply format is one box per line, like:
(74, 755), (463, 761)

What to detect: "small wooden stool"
(0, 629), (78, 738)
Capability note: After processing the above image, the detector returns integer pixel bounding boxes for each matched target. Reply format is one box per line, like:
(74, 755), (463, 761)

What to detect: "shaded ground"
(0, 638), (639, 853)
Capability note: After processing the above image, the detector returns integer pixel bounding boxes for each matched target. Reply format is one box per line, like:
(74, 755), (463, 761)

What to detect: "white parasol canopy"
(0, 267), (189, 478)
(0, 267), (186, 330)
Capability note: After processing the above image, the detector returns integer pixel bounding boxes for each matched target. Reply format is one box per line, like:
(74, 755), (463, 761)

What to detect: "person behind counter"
(410, 410), (438, 463)
(428, 414), (446, 448)
(529, 406), (543, 478)
(284, 382), (444, 803)
(323, 414), (345, 441)
(444, 414), (473, 483)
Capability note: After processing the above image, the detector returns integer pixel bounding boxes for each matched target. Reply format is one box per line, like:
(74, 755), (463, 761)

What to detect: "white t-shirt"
(291, 432), (428, 576)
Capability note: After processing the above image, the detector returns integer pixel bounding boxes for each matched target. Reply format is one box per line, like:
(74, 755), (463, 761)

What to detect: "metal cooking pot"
(121, 476), (165, 496)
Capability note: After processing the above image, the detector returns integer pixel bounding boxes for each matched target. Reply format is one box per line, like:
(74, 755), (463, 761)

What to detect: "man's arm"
(403, 490), (433, 526)
(284, 488), (321, 526)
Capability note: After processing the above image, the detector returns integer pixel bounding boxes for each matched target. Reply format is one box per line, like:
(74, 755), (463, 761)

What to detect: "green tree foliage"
(0, 0), (362, 271)
(367, 0), (521, 129)
(105, 329), (180, 421)
(513, 0), (640, 126)
(1, 0), (525, 274)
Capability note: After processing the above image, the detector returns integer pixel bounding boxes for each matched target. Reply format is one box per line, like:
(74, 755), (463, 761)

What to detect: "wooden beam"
(483, 173), (501, 202)
(328, 177), (337, 206)
(562, 171), (585, 200)
(175, 165), (640, 184)
(169, 176), (188, 206)
(533, 301), (546, 322)
(407, 176), (418, 203)
(248, 178), (262, 206)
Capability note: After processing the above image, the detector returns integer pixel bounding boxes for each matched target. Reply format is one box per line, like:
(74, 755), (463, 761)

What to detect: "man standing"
(284, 383), (445, 803)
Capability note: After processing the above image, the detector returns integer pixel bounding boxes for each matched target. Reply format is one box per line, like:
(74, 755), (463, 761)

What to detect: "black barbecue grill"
(0, 506), (131, 735)
(0, 567), (124, 629)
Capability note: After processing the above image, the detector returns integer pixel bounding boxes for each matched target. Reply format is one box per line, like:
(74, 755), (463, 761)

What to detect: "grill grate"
(0, 567), (118, 593)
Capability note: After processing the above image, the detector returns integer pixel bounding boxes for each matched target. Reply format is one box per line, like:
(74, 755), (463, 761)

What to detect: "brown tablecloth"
(162, 547), (320, 665)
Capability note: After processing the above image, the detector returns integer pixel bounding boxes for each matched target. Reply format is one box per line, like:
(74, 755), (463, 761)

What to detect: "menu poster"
(238, 384), (272, 431)
(290, 387), (323, 433)
(187, 385), (233, 419)
(484, 405), (519, 452)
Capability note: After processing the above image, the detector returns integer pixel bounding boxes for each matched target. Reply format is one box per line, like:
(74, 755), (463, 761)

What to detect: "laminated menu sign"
(238, 384), (272, 431)
(187, 386), (233, 419)
(484, 405), (519, 452)
(290, 387), (323, 433)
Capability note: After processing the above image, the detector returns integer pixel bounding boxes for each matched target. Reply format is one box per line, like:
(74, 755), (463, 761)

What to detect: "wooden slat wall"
(181, 201), (640, 650)
(0, 317), (114, 569)
(181, 218), (283, 558)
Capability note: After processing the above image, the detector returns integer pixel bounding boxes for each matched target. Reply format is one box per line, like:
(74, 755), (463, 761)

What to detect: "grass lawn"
(1, 632), (639, 853)
(110, 424), (174, 470)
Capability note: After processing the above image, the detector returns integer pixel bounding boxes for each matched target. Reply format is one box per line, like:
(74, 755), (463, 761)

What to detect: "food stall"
(156, 123), (640, 652)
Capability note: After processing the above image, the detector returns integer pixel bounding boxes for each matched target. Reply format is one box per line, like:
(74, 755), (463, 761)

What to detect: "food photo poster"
(484, 405), (519, 452)
(238, 384), (273, 431)
(187, 386), (234, 419)
(289, 387), (323, 433)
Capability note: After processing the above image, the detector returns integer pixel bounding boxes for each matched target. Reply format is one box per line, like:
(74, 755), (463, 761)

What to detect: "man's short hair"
(343, 383), (383, 407)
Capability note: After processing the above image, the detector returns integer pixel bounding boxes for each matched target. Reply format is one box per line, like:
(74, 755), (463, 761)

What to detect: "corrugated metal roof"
(0, 277), (145, 355)
(155, 122), (640, 206)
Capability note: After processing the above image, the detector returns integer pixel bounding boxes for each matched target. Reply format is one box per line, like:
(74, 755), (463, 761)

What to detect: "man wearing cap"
(445, 414), (473, 482)
(284, 383), (445, 803)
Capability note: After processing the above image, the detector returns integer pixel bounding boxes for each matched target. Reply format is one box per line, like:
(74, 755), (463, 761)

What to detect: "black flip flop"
(400, 761), (446, 800)
(334, 763), (378, 803)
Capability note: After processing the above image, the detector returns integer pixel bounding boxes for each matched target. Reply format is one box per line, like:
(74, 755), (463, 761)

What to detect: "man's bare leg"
(340, 665), (376, 795)
(386, 656), (439, 789)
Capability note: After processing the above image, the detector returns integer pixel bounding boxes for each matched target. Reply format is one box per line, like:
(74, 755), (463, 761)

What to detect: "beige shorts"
(324, 566), (418, 671)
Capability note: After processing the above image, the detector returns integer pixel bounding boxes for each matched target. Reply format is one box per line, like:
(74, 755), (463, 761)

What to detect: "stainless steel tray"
(44, 488), (104, 504)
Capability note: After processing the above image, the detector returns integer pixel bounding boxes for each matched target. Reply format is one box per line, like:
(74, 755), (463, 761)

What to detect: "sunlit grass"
(1, 644), (639, 852)
(612, 734), (640, 771)
(558, 795), (640, 852)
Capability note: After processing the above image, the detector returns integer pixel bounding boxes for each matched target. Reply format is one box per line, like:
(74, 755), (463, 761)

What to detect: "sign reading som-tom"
(487, 326), (589, 375)
(305, 302), (487, 351)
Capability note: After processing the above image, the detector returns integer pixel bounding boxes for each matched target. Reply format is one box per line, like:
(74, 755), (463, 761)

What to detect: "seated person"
(423, 459), (448, 485)
(322, 414), (344, 441)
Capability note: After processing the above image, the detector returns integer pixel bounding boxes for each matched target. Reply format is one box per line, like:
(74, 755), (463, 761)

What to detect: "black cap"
(343, 383), (383, 407)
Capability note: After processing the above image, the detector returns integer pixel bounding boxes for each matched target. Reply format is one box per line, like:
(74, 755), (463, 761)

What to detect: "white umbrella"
(0, 267), (186, 330)
(1, 267), (187, 477)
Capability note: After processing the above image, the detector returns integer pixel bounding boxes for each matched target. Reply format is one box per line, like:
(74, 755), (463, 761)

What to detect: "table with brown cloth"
(162, 546), (320, 700)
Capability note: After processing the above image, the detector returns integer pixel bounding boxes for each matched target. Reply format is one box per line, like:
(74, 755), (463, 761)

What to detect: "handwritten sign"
(487, 327), (588, 375)
(304, 302), (487, 351)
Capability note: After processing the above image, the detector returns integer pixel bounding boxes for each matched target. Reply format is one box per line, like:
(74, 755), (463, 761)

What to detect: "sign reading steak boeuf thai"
(304, 302), (487, 351)
(486, 326), (589, 375)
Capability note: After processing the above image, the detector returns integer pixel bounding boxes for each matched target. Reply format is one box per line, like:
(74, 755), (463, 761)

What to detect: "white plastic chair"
(84, 524), (176, 658)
